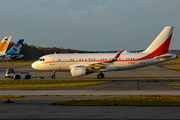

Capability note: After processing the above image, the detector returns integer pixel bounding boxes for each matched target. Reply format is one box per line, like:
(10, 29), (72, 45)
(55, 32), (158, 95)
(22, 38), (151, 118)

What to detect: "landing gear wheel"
(97, 73), (104, 79)
(51, 75), (56, 79)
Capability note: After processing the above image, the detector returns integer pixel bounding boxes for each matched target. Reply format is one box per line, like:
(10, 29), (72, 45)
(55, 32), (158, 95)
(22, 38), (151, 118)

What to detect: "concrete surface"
(1, 64), (180, 119)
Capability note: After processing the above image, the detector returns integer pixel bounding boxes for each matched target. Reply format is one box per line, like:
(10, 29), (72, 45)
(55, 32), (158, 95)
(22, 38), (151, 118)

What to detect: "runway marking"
(169, 82), (180, 85)
(0, 74), (5, 77)
(133, 69), (170, 81)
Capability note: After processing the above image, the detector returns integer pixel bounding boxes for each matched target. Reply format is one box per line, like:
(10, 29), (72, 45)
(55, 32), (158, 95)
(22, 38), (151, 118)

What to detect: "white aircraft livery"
(32, 26), (177, 79)
(0, 36), (12, 59)
(0, 36), (11, 55)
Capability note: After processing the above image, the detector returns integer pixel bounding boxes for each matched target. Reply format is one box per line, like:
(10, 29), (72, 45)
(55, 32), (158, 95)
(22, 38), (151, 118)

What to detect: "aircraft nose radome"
(31, 62), (38, 70)
(31, 62), (35, 69)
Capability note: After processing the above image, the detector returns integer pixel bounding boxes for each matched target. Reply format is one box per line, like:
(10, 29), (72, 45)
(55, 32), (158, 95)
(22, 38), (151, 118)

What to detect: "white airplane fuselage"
(32, 52), (177, 71)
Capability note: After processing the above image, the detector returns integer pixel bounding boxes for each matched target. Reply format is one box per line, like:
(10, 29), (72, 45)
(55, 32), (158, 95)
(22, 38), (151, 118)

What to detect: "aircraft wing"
(84, 50), (123, 69)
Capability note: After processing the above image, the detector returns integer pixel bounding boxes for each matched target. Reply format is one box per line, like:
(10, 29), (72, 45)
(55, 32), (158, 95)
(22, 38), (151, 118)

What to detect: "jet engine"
(70, 67), (93, 77)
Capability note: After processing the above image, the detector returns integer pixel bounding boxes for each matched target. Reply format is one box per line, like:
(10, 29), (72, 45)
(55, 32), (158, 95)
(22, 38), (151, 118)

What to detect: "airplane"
(0, 39), (24, 61)
(31, 26), (177, 79)
(0, 36), (11, 55)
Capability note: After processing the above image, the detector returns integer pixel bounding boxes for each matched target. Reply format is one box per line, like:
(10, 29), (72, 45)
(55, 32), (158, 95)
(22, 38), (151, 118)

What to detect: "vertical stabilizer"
(6, 39), (24, 55)
(0, 36), (11, 54)
(142, 26), (174, 55)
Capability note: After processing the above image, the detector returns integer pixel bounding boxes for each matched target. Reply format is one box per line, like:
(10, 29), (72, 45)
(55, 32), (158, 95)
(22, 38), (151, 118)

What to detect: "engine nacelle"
(70, 67), (93, 77)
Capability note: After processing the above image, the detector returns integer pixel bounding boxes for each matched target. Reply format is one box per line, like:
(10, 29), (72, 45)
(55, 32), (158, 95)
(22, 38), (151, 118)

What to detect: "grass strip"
(163, 65), (180, 71)
(0, 95), (22, 99)
(0, 80), (111, 89)
(52, 95), (180, 106)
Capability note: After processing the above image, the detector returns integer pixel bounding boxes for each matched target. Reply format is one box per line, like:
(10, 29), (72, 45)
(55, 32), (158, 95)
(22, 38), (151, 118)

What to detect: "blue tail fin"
(6, 39), (24, 55)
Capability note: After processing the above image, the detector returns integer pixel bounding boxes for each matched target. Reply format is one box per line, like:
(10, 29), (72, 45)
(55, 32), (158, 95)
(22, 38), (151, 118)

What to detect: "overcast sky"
(0, 0), (180, 51)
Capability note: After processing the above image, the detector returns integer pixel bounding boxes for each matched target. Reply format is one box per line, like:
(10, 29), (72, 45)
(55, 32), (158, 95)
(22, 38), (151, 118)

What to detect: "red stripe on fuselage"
(42, 59), (141, 64)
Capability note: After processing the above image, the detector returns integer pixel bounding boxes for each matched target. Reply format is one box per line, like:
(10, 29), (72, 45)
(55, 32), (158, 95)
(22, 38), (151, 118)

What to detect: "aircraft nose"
(31, 61), (39, 70)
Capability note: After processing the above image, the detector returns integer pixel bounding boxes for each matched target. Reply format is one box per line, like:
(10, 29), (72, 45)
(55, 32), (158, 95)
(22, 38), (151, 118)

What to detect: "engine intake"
(70, 67), (93, 77)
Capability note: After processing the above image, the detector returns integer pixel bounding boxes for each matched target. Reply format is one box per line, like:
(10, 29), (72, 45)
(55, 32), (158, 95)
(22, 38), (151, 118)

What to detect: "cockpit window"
(39, 58), (45, 61)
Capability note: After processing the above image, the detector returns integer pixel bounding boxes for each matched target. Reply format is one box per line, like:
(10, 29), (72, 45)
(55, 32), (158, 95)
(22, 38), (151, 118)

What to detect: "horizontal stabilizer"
(0, 55), (8, 59)
(154, 55), (174, 60)
(10, 54), (23, 58)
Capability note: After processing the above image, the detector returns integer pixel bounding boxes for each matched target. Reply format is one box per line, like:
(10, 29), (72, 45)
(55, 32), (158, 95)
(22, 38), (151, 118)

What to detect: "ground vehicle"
(5, 68), (31, 79)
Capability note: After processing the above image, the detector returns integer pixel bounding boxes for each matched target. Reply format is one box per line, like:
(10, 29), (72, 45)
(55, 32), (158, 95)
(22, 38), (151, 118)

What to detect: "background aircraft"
(32, 26), (177, 79)
(0, 39), (24, 61)
(0, 36), (11, 55)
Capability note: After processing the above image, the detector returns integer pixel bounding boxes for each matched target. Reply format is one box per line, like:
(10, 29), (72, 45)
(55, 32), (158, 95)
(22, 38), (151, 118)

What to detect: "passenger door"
(50, 55), (55, 65)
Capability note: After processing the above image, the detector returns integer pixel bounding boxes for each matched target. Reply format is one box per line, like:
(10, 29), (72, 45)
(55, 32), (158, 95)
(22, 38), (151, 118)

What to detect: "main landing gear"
(52, 71), (56, 79)
(97, 72), (105, 79)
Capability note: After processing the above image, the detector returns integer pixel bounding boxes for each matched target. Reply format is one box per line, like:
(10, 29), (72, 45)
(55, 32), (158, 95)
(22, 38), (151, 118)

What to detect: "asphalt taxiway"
(1, 64), (180, 119)
(1, 63), (180, 81)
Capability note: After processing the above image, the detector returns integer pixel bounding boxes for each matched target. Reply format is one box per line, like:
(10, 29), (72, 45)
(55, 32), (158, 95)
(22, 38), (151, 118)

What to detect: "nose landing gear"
(52, 71), (56, 79)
